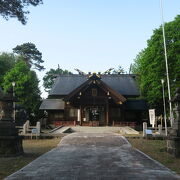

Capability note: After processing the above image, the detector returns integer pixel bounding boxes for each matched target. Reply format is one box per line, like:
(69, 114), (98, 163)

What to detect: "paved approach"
(6, 133), (180, 180)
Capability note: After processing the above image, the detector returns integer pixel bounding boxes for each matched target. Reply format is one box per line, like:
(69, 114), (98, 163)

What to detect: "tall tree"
(0, 52), (16, 85)
(3, 60), (41, 123)
(13, 42), (45, 71)
(43, 67), (72, 92)
(0, 0), (43, 25)
(132, 15), (180, 110)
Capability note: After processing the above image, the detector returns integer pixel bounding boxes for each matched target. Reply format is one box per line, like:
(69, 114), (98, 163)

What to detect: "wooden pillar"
(64, 104), (69, 121)
(64, 108), (67, 121)
(80, 105), (82, 126)
(121, 105), (125, 122)
(77, 109), (81, 123)
(106, 99), (109, 126)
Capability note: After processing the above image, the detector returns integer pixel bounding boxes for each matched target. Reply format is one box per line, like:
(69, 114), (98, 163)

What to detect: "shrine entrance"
(85, 106), (105, 125)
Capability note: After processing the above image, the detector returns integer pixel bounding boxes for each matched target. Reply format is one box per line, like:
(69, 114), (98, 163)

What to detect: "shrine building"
(40, 73), (147, 127)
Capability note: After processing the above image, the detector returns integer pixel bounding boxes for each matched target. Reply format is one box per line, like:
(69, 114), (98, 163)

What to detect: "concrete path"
(6, 133), (180, 180)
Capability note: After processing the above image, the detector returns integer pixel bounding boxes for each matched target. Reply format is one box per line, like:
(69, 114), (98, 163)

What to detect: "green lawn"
(128, 138), (180, 174)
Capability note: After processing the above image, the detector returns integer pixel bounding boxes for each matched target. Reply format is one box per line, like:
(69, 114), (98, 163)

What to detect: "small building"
(40, 73), (147, 127)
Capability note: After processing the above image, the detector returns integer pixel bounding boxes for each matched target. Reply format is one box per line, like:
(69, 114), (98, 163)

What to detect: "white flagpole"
(160, 0), (173, 126)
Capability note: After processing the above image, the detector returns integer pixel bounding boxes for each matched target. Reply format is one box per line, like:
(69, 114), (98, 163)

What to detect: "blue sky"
(0, 0), (179, 97)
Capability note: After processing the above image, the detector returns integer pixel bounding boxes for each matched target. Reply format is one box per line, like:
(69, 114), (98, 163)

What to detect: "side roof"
(49, 74), (140, 97)
(40, 99), (65, 110)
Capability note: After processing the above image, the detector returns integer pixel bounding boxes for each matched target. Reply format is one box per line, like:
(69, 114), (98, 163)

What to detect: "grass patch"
(0, 138), (61, 180)
(128, 138), (180, 174)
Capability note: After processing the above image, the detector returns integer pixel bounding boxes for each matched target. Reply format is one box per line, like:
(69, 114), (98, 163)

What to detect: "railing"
(142, 122), (168, 137)
(16, 120), (41, 138)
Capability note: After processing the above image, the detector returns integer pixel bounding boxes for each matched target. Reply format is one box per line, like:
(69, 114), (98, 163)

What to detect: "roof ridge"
(55, 74), (137, 77)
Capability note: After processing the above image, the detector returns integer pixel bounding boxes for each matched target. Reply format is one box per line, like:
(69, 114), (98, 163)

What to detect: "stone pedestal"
(0, 89), (23, 157)
(0, 121), (23, 156)
(167, 137), (180, 157)
(167, 88), (180, 157)
(0, 137), (23, 156)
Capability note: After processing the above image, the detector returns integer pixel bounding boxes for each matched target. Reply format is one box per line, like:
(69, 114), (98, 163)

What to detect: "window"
(54, 112), (64, 118)
(69, 109), (78, 117)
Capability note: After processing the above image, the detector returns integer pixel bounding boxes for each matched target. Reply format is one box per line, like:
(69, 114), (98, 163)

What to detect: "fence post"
(36, 121), (41, 136)
(26, 120), (30, 132)
(23, 123), (27, 134)
(143, 122), (147, 137)
(158, 124), (162, 135)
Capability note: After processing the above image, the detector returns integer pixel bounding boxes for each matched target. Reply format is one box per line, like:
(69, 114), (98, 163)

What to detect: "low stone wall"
(81, 121), (99, 126)
(53, 121), (76, 127)
(53, 120), (138, 127)
(53, 120), (100, 127)
(113, 121), (136, 127)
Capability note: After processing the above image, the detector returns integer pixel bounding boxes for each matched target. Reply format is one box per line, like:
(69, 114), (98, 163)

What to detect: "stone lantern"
(0, 88), (23, 156)
(167, 88), (180, 157)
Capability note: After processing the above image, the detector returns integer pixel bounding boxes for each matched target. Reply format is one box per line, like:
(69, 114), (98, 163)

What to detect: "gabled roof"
(64, 76), (126, 103)
(96, 80), (126, 103)
(49, 74), (140, 97)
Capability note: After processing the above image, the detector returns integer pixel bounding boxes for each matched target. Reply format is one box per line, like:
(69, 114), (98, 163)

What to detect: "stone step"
(51, 126), (71, 134)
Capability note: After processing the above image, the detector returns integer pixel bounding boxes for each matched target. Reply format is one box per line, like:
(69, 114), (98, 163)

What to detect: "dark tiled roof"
(49, 75), (87, 95)
(125, 100), (148, 110)
(101, 75), (139, 96)
(40, 99), (65, 110)
(49, 74), (140, 96)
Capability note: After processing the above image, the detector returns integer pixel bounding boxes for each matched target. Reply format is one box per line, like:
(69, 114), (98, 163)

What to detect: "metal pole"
(12, 82), (16, 123)
(161, 79), (167, 136)
(160, 0), (173, 126)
